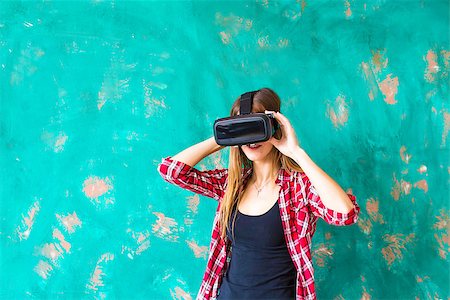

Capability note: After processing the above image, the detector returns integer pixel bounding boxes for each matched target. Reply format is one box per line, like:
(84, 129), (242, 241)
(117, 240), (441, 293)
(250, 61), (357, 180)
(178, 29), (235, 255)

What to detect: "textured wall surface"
(1, 0), (449, 299)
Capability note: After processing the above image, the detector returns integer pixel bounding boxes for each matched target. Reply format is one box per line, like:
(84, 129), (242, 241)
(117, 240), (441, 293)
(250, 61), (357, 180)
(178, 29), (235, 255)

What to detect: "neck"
(251, 159), (280, 185)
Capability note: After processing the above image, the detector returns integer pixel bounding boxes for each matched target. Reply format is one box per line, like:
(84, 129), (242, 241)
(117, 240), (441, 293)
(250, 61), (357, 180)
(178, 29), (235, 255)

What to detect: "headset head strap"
(239, 90), (258, 115)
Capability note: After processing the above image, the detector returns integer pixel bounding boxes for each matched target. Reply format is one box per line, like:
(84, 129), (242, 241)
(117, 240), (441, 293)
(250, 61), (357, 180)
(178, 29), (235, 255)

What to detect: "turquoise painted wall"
(1, 0), (449, 299)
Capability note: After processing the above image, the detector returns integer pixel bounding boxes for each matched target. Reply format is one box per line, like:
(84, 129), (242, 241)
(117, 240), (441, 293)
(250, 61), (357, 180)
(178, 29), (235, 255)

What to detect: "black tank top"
(217, 200), (296, 299)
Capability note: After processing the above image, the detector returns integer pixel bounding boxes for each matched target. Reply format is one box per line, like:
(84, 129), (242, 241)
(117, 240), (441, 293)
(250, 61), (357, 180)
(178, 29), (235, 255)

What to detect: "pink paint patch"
(326, 94), (350, 128)
(366, 198), (385, 224)
(52, 228), (71, 253)
(344, 0), (352, 17)
(433, 209), (450, 259)
(187, 195), (200, 214)
(441, 50), (450, 66)
(34, 260), (53, 279)
(39, 243), (64, 262)
(371, 50), (389, 74)
(417, 165), (427, 174)
(313, 243), (334, 267)
(152, 212), (179, 242)
(87, 266), (104, 291)
(361, 62), (379, 101)
(54, 133), (68, 153)
(186, 239), (208, 259)
(136, 240), (150, 255)
(143, 82), (167, 118)
(424, 49), (439, 83)
(86, 253), (115, 292)
(379, 74), (399, 104)
(56, 211), (82, 234)
(126, 229), (151, 257)
(391, 173), (412, 200)
(257, 35), (270, 49)
(16, 200), (40, 241)
(401, 180), (412, 195)
(170, 286), (192, 300)
(414, 180), (428, 193)
(83, 176), (113, 199)
(219, 31), (231, 44)
(381, 233), (415, 268)
(97, 91), (106, 110)
(399, 146), (412, 164)
(361, 51), (395, 103)
(442, 111), (450, 147)
(40, 131), (68, 153)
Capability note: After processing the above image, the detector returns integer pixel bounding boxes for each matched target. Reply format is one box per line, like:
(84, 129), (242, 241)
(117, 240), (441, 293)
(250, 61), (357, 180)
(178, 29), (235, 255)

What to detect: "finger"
(274, 111), (291, 127)
(265, 110), (284, 126)
(274, 114), (297, 139)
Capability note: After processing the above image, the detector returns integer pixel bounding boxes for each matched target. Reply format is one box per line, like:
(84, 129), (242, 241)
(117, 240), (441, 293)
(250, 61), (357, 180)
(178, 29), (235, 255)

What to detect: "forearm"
(291, 146), (355, 213)
(171, 137), (224, 167)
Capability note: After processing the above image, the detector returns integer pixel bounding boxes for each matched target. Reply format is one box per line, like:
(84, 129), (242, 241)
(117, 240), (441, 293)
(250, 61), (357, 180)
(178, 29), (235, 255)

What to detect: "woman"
(157, 88), (360, 300)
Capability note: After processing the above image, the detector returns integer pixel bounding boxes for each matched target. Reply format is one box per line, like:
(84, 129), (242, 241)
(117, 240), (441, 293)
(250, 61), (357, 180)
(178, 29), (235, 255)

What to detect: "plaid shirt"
(157, 156), (360, 300)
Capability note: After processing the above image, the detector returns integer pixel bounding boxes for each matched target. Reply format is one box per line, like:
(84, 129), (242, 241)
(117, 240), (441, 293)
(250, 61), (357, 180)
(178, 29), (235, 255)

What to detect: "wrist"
(207, 136), (224, 153)
(291, 146), (308, 165)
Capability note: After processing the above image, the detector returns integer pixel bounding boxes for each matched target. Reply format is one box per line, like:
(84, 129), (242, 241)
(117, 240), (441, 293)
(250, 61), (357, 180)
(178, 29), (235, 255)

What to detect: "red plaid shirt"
(157, 156), (360, 300)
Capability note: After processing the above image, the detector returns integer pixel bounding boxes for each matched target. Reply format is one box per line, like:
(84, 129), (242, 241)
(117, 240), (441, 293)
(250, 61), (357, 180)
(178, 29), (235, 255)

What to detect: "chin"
(241, 142), (273, 162)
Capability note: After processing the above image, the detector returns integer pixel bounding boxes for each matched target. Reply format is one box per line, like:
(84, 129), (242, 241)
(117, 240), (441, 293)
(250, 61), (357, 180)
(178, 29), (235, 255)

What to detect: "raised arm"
(171, 137), (224, 167)
(157, 137), (229, 201)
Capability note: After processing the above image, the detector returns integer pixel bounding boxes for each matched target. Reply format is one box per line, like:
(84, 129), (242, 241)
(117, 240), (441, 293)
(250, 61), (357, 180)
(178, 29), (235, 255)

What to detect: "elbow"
(324, 203), (360, 226)
(157, 158), (173, 182)
(341, 203), (356, 214)
(342, 203), (361, 226)
(157, 161), (165, 176)
(156, 156), (193, 185)
(157, 156), (187, 183)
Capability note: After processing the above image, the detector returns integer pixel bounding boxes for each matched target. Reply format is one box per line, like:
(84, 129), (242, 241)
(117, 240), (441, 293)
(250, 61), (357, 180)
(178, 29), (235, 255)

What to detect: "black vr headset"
(213, 90), (280, 146)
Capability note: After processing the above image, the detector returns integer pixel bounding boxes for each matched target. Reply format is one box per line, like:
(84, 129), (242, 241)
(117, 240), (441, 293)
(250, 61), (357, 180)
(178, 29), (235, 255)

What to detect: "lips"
(247, 143), (261, 149)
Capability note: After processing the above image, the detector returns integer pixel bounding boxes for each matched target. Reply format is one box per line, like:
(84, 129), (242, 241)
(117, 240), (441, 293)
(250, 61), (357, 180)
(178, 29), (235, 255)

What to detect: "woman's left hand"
(265, 110), (302, 158)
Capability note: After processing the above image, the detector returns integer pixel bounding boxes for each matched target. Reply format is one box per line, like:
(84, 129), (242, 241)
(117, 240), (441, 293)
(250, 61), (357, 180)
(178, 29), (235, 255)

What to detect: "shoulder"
(279, 168), (308, 184)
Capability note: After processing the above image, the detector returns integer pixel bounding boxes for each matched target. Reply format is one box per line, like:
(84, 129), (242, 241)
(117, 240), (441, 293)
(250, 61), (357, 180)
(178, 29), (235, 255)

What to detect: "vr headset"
(213, 90), (280, 146)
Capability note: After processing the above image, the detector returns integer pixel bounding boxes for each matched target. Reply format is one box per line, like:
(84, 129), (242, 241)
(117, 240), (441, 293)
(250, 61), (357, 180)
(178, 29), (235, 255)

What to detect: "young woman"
(157, 88), (360, 300)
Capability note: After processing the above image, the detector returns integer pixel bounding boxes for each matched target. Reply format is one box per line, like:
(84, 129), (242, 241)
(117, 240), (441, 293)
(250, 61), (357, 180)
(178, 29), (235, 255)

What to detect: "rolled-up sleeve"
(296, 172), (360, 226)
(157, 156), (228, 201)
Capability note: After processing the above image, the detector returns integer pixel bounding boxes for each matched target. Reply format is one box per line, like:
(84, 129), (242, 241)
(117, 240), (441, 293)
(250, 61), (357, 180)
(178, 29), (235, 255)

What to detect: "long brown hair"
(219, 88), (303, 239)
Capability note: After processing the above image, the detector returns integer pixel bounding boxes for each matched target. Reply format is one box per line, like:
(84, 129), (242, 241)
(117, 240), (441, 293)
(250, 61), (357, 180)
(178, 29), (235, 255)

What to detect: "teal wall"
(1, 0), (449, 299)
